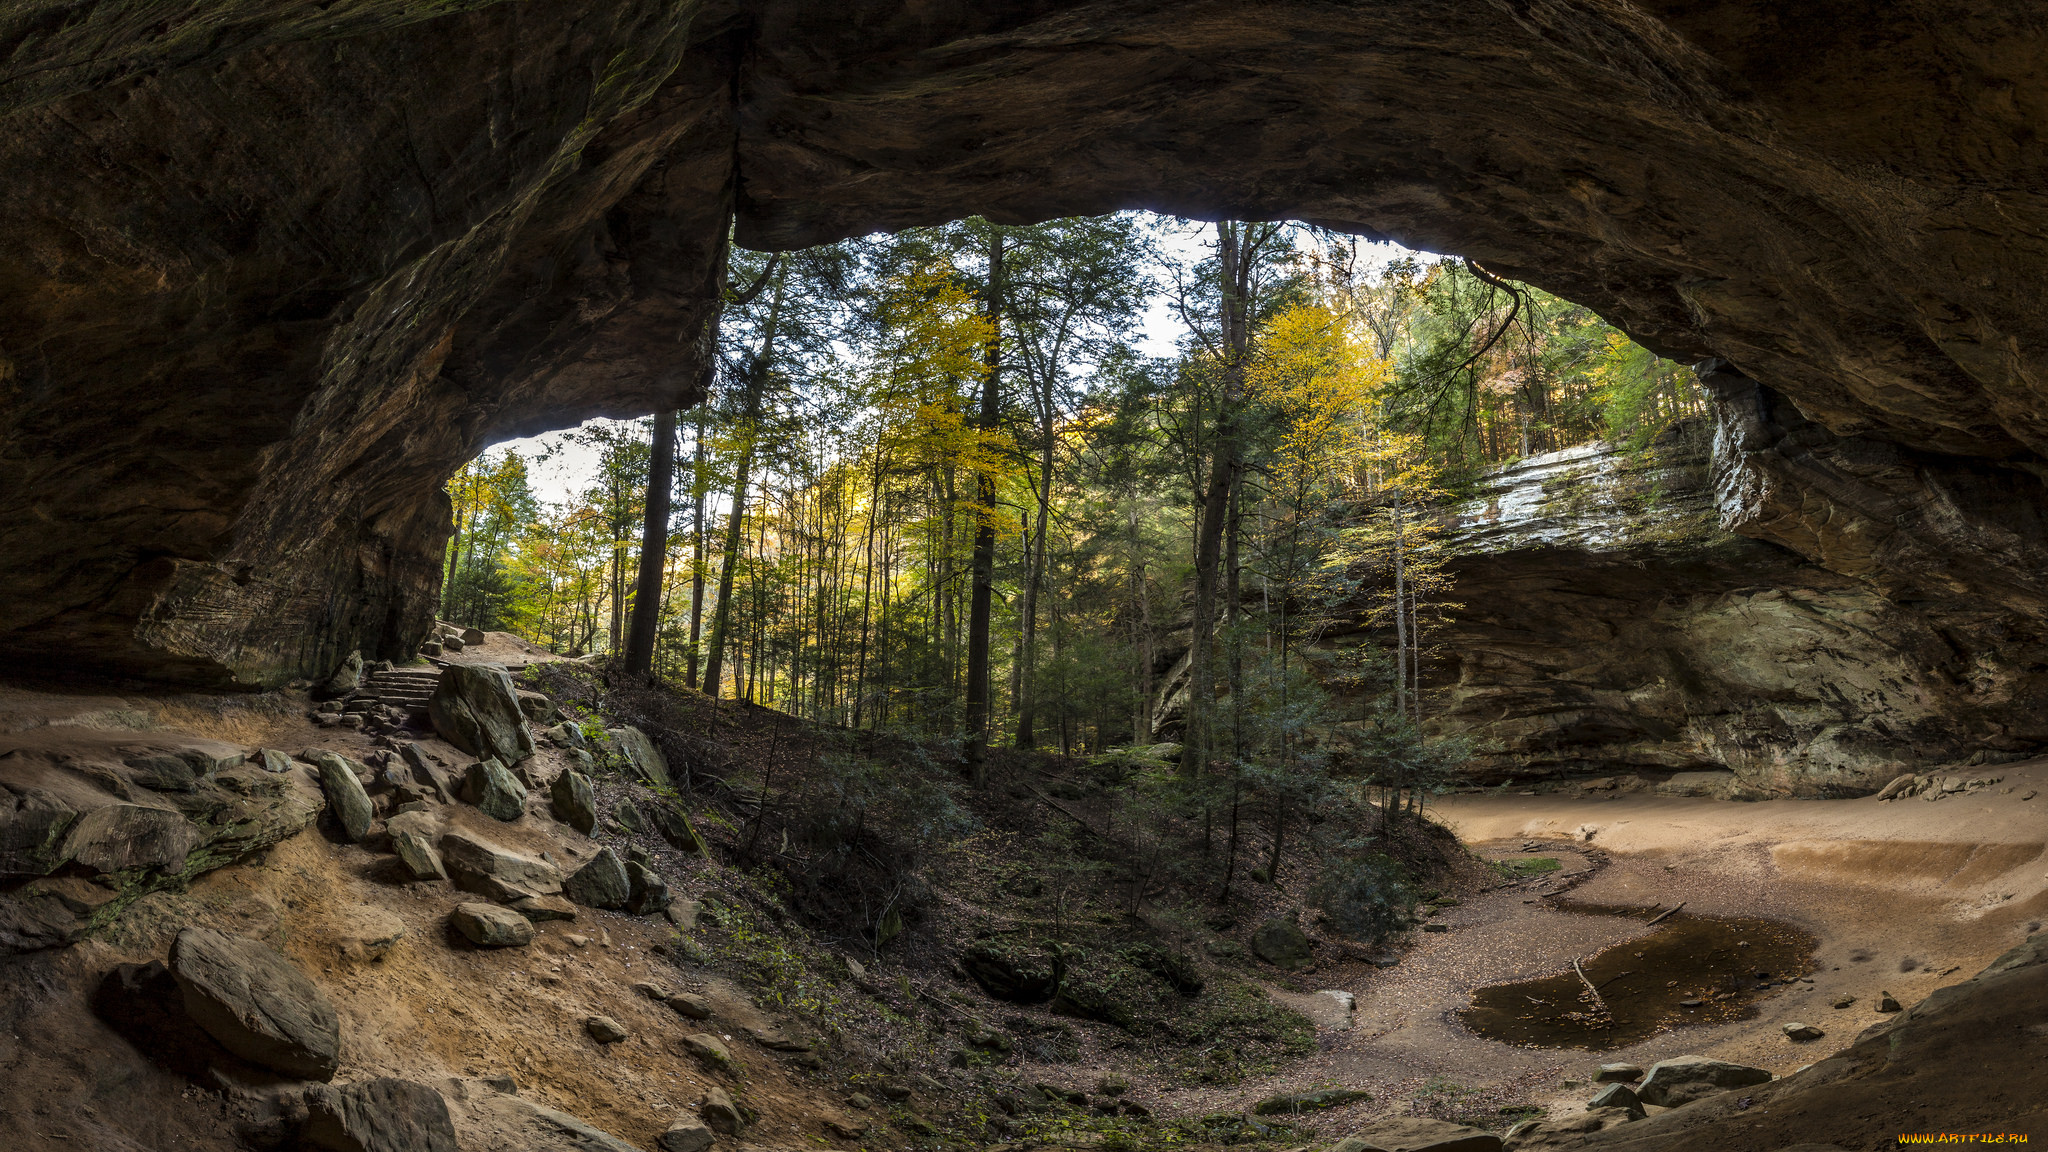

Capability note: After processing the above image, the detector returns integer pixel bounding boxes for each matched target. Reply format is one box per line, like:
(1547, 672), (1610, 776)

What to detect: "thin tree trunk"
(625, 408), (678, 676)
(964, 229), (1004, 787)
(688, 410), (708, 689)
(704, 268), (788, 697)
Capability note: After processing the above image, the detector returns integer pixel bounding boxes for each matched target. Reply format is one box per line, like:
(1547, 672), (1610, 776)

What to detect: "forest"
(439, 213), (1705, 790)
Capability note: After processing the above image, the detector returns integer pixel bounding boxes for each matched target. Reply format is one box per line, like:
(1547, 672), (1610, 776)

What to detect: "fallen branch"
(1647, 901), (1687, 926)
(1573, 957), (1612, 1018)
(1025, 783), (1107, 838)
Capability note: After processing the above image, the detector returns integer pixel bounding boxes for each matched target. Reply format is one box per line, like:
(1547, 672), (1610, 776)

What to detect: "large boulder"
(1635, 1055), (1773, 1107)
(308, 750), (375, 842)
(429, 664), (535, 765)
(440, 831), (562, 903)
(59, 802), (200, 872)
(626, 860), (670, 916)
(386, 812), (447, 881)
(960, 941), (1060, 1003)
(0, 787), (78, 877)
(168, 927), (341, 1081)
(463, 758), (528, 821)
(607, 726), (670, 786)
(563, 847), (630, 910)
(303, 1078), (459, 1152)
(1251, 916), (1313, 970)
(550, 770), (596, 834)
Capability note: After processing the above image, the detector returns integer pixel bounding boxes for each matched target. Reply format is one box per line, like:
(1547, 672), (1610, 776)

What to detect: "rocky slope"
(1318, 425), (2048, 795)
(5, 1), (2048, 684)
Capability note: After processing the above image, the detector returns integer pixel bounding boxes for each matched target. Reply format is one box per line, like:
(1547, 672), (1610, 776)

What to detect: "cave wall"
(1319, 430), (2048, 795)
(4, 1), (2048, 686)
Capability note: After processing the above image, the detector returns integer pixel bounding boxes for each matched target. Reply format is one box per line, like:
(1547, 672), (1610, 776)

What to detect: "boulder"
(699, 1086), (745, 1134)
(607, 726), (670, 787)
(457, 1090), (643, 1152)
(1252, 1087), (1370, 1114)
(452, 902), (535, 948)
(320, 651), (364, 699)
(613, 799), (647, 833)
(668, 992), (714, 1020)
(516, 689), (555, 721)
(303, 1078), (459, 1152)
(648, 802), (709, 854)
(1596, 1062), (1643, 1082)
(626, 860), (670, 915)
(335, 906), (407, 961)
(308, 750), (376, 842)
(960, 941), (1060, 1002)
(563, 847), (630, 910)
(60, 802), (200, 872)
(429, 664), (535, 765)
(547, 722), (589, 749)
(0, 788), (78, 877)
(511, 894), (578, 921)
(440, 831), (563, 903)
(1878, 991), (1903, 1012)
(463, 758), (528, 821)
(399, 743), (454, 800)
(257, 748), (294, 774)
(550, 770), (596, 834)
(1587, 1082), (1645, 1119)
(125, 753), (200, 792)
(1251, 916), (1313, 970)
(1635, 1056), (1773, 1107)
(420, 640), (443, 658)
(388, 823), (448, 882)
(1334, 1117), (1501, 1151)
(1784, 1022), (1825, 1041)
(1831, 994), (1857, 1009)
(683, 1033), (736, 1073)
(460, 627), (486, 645)
(168, 927), (341, 1081)
(660, 1119), (716, 1152)
(586, 1015), (628, 1043)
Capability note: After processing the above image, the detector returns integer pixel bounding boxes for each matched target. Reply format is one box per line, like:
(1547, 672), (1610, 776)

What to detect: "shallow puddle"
(1456, 903), (1817, 1049)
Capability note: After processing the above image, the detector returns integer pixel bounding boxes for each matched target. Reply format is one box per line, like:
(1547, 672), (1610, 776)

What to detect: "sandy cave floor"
(1163, 766), (2048, 1134)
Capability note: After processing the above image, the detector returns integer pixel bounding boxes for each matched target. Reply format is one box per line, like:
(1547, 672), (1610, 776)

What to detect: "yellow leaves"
(1246, 302), (1389, 500)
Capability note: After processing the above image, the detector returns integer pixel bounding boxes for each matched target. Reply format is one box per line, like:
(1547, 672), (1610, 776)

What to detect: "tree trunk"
(964, 229), (1004, 787)
(1182, 222), (1248, 777)
(624, 407), (677, 676)
(687, 410), (708, 689)
(1014, 380), (1056, 749)
(703, 267), (787, 697)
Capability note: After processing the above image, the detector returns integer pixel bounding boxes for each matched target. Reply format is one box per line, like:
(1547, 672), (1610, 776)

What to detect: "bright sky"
(493, 218), (1433, 506)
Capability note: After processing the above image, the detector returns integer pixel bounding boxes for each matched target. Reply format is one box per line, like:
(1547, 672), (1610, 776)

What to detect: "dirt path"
(1201, 760), (2048, 1132)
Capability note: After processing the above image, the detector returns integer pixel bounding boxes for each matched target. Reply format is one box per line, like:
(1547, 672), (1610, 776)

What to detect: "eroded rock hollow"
(5, 1), (2047, 720)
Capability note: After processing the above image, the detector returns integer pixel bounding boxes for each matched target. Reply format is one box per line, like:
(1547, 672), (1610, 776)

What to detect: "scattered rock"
(1635, 1055), (1773, 1107)
(336, 906), (407, 961)
(659, 1119), (716, 1152)
(699, 1087), (745, 1134)
(563, 847), (631, 909)
(668, 992), (714, 1020)
(585, 1015), (628, 1043)
(614, 799), (647, 833)
(608, 726), (671, 786)
(1334, 1115), (1502, 1151)
(254, 748), (293, 774)
(515, 689), (556, 721)
(169, 926), (341, 1081)
(547, 723), (588, 749)
(1878, 991), (1903, 1012)
(1252, 1087), (1370, 1114)
(124, 753), (200, 792)
(420, 640), (443, 657)
(550, 770), (596, 834)
(388, 817), (448, 882)
(452, 902), (535, 948)
(511, 894), (578, 921)
(1423, 923), (1451, 933)
(428, 664), (536, 765)
(1831, 994), (1857, 1009)
(633, 981), (670, 1001)
(683, 1033), (736, 1073)
(1586, 1082), (1645, 1119)
(1596, 1062), (1643, 1083)
(648, 802), (708, 854)
(302, 1077), (459, 1152)
(309, 750), (376, 842)
(826, 1117), (869, 1139)
(440, 831), (563, 903)
(1784, 1022), (1825, 1041)
(458, 1090), (642, 1152)
(463, 758), (529, 821)
(1250, 916), (1313, 969)
(320, 651), (365, 699)
(626, 860), (670, 915)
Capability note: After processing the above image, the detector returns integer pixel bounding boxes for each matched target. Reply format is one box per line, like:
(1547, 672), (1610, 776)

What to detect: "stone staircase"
(346, 666), (443, 720)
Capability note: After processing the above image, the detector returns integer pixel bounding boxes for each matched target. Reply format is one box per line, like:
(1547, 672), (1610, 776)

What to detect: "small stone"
(614, 800), (647, 832)
(564, 933), (590, 948)
(826, 1117), (869, 1139)
(846, 1093), (874, 1110)
(633, 981), (671, 1001)
(1783, 1022), (1824, 1041)
(1586, 1082), (1644, 1119)
(389, 817), (448, 881)
(1878, 991), (1903, 1012)
(668, 992), (714, 1020)
(1831, 994), (1857, 1009)
(1595, 1063), (1643, 1083)
(336, 906), (408, 961)
(564, 847), (631, 909)
(1250, 915), (1313, 969)
(257, 748), (294, 773)
(1423, 922), (1451, 933)
(482, 1074), (518, 1094)
(463, 758), (529, 821)
(658, 1119), (716, 1152)
(586, 1015), (628, 1043)
(1678, 998), (1703, 1007)
(451, 902), (535, 948)
(308, 749), (376, 842)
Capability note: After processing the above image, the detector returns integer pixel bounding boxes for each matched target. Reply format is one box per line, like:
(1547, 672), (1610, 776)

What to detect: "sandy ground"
(1161, 761), (2048, 1134)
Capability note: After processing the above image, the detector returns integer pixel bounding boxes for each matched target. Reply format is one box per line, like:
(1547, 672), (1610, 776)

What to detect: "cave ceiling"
(2, 0), (2046, 684)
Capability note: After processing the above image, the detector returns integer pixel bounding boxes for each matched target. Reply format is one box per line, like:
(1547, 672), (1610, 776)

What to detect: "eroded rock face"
(4, 4), (2048, 685)
(1319, 429), (2048, 793)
